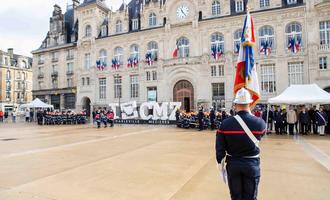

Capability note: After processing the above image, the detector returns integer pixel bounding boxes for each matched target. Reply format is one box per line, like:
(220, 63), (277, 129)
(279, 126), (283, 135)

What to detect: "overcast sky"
(0, 0), (126, 57)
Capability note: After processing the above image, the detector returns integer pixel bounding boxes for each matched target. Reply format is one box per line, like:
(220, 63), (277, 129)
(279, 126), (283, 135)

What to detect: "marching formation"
(36, 109), (87, 125)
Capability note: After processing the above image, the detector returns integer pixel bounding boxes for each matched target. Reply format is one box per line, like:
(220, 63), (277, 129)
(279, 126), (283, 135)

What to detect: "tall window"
(149, 13), (157, 27)
(235, 0), (244, 12)
(101, 25), (107, 37)
(212, 1), (221, 16)
(260, 0), (270, 8)
(177, 37), (189, 58)
(286, 22), (302, 48)
(132, 19), (139, 31)
(212, 83), (225, 98)
(114, 75), (122, 98)
(288, 62), (304, 85)
(219, 65), (224, 76)
(146, 71), (151, 81)
(320, 21), (330, 45)
(67, 78), (73, 88)
(319, 57), (327, 70)
(52, 64), (58, 72)
(152, 71), (157, 80)
(130, 75), (139, 98)
(260, 64), (276, 94)
(85, 25), (92, 37)
(52, 79), (58, 89)
(67, 49), (74, 59)
(67, 62), (73, 73)
(87, 77), (90, 85)
(82, 77), (85, 86)
(147, 41), (158, 60)
(234, 29), (242, 53)
(116, 20), (122, 33)
(130, 44), (139, 59)
(211, 32), (224, 53)
(259, 26), (275, 52)
(114, 47), (123, 65)
(6, 70), (11, 80)
(99, 49), (107, 65)
(99, 78), (106, 99)
(211, 66), (217, 77)
(84, 53), (91, 70)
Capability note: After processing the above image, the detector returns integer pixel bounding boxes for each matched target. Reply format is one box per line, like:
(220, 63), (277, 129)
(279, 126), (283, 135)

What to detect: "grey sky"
(0, 0), (126, 57)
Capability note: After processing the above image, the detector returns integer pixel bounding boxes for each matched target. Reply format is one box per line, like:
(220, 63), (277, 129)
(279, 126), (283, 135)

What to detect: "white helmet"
(233, 88), (253, 104)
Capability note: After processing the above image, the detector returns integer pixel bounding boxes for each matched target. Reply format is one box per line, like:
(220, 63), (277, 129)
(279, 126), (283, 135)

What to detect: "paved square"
(0, 124), (329, 200)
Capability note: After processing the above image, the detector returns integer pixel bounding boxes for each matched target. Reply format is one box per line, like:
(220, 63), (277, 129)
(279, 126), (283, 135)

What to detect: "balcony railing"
(66, 55), (74, 60)
(52, 58), (59, 62)
(66, 71), (74, 76)
(51, 71), (59, 77)
(319, 44), (330, 52)
(38, 73), (44, 79)
(38, 60), (44, 65)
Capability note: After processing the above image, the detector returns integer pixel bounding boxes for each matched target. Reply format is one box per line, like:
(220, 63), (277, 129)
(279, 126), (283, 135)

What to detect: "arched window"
(147, 41), (158, 60)
(177, 37), (189, 58)
(149, 13), (157, 27)
(116, 20), (122, 33)
(130, 44), (139, 59)
(233, 29), (242, 53)
(211, 32), (224, 52)
(259, 25), (275, 51)
(212, 1), (221, 16)
(99, 49), (107, 65)
(85, 25), (92, 37)
(285, 22), (302, 47)
(114, 47), (123, 64)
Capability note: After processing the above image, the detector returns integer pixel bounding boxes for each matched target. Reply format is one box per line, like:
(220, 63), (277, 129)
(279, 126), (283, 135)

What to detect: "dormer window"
(116, 20), (122, 33)
(235, 0), (244, 13)
(149, 13), (157, 27)
(101, 25), (107, 37)
(260, 0), (270, 8)
(212, 1), (221, 16)
(287, 0), (297, 5)
(132, 19), (139, 31)
(85, 25), (92, 37)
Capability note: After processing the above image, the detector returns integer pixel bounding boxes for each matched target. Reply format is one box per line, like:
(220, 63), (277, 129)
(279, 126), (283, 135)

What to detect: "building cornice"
(31, 43), (77, 54)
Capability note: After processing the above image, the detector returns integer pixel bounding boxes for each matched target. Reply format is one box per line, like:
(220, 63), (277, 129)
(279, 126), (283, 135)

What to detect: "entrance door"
(82, 97), (91, 117)
(173, 80), (194, 112)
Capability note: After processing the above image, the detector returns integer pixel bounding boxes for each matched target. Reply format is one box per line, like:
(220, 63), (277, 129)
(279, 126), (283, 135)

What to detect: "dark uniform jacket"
(216, 111), (266, 164)
(299, 112), (310, 124)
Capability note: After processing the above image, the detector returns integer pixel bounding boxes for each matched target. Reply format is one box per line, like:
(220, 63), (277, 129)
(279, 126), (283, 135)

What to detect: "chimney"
(72, 0), (80, 9)
(7, 48), (13, 59)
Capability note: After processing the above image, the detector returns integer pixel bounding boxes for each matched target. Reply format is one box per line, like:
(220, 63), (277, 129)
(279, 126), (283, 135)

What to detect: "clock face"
(176, 5), (189, 20)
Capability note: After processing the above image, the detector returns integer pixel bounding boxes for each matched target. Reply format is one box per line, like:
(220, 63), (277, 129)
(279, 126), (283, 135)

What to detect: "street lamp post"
(114, 74), (122, 119)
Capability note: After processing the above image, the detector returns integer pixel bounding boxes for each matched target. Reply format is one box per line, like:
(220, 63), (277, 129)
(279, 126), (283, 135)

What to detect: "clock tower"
(168, 0), (197, 24)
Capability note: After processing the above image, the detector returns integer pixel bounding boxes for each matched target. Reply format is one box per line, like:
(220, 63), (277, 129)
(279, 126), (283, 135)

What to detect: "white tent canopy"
(268, 84), (330, 105)
(20, 98), (54, 109)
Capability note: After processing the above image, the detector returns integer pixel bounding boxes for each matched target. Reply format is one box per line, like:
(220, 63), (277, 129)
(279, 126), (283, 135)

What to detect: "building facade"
(33, 0), (330, 114)
(0, 48), (33, 112)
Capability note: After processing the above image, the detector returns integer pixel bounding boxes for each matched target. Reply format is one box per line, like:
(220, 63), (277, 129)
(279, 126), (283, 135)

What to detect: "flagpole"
(245, 5), (250, 89)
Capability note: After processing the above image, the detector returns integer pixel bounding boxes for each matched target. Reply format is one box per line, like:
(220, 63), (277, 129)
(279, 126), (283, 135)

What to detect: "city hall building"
(32, 0), (330, 114)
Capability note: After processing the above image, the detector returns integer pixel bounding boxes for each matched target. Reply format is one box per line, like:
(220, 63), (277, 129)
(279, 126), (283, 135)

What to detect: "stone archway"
(81, 97), (91, 117)
(173, 80), (194, 112)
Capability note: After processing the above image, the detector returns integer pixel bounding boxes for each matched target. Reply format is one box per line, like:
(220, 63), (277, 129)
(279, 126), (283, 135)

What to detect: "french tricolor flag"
(234, 12), (260, 107)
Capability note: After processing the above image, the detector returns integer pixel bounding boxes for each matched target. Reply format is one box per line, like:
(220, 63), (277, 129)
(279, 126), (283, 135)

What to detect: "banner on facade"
(109, 101), (181, 122)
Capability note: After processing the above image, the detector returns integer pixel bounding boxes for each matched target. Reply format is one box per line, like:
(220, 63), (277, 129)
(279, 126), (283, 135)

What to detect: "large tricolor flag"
(234, 12), (260, 107)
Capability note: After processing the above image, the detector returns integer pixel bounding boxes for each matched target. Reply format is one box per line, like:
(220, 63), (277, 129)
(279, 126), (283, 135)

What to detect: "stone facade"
(33, 0), (330, 113)
(0, 48), (33, 112)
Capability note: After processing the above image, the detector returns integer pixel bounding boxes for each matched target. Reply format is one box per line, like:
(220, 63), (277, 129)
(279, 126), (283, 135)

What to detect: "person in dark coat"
(299, 107), (310, 135)
(308, 107), (317, 134)
(197, 107), (204, 131)
(210, 108), (216, 130)
(95, 108), (101, 129)
(316, 107), (328, 136)
(274, 107), (283, 134)
(281, 109), (287, 134)
(216, 88), (266, 200)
